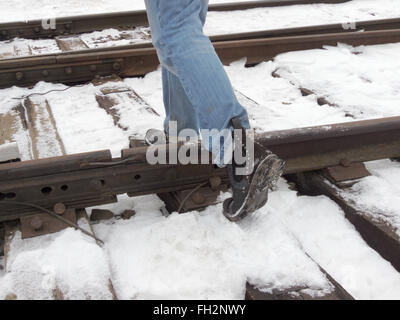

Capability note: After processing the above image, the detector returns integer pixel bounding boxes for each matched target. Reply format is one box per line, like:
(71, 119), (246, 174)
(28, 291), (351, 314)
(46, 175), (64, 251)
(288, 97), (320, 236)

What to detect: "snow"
(274, 43), (400, 119)
(227, 59), (351, 131)
(0, 228), (113, 300)
(339, 160), (400, 237)
(205, 0), (400, 35)
(43, 83), (130, 156)
(82, 182), (400, 300)
(93, 79), (164, 139)
(80, 27), (151, 49)
(0, 0), (247, 22)
(95, 193), (333, 300)
(275, 190), (400, 299)
(0, 142), (20, 162)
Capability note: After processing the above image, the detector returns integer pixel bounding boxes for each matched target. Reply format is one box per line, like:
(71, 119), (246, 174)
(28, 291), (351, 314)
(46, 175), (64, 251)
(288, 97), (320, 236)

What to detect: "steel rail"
(210, 17), (400, 42)
(208, 0), (349, 10)
(1, 28), (400, 89)
(0, 116), (399, 222)
(4, 16), (399, 55)
(0, 0), (350, 40)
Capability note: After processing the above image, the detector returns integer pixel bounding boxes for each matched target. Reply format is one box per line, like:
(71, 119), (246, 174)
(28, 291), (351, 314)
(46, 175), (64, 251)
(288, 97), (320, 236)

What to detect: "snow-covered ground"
(205, 0), (400, 35)
(0, 228), (113, 300)
(274, 43), (400, 119)
(340, 160), (400, 237)
(1, 0), (400, 300)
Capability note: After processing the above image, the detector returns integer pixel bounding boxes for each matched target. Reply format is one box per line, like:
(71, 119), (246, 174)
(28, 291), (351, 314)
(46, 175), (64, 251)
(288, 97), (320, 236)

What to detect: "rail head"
(257, 116), (400, 146)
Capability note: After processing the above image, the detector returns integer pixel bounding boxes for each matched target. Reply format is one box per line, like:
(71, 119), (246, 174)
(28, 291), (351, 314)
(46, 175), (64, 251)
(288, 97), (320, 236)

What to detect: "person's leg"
(162, 66), (200, 136)
(144, 0), (285, 221)
(145, 0), (249, 165)
(199, 0), (208, 26)
(160, 0), (209, 137)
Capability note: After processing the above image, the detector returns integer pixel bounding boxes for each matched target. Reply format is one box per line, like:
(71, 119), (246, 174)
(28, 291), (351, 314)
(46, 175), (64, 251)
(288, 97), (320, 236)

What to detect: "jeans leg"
(145, 0), (250, 165)
(162, 66), (200, 136)
(199, 0), (208, 26)
(161, 0), (208, 136)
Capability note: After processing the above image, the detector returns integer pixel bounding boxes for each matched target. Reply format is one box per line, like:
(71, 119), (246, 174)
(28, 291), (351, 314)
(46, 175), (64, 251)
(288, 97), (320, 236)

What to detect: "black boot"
(223, 117), (286, 222)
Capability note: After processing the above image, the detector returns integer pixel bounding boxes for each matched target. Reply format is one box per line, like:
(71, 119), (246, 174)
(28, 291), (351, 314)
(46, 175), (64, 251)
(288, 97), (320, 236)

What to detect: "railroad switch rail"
(211, 17), (400, 42)
(0, 0), (350, 40)
(2, 28), (400, 89)
(0, 116), (399, 236)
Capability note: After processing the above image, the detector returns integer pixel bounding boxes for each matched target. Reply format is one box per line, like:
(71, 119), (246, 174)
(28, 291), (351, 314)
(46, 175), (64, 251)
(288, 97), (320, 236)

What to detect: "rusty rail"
(0, 0), (350, 40)
(1, 28), (400, 88)
(258, 116), (400, 174)
(0, 116), (399, 222)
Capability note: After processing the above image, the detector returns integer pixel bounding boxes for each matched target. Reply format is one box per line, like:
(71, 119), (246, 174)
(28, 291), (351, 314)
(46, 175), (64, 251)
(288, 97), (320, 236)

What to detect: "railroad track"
(1, 79), (400, 299)
(0, 0), (351, 40)
(3, 16), (400, 56)
(0, 0), (397, 89)
(1, 21), (400, 89)
(1, 113), (400, 300)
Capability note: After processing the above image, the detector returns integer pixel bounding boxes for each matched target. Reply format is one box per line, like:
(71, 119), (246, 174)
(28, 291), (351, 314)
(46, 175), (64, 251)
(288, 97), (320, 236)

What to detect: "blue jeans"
(144, 0), (250, 165)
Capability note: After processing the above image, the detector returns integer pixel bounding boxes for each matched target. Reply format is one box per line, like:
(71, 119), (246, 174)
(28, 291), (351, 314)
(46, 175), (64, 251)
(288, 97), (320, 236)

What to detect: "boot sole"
(223, 154), (286, 222)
